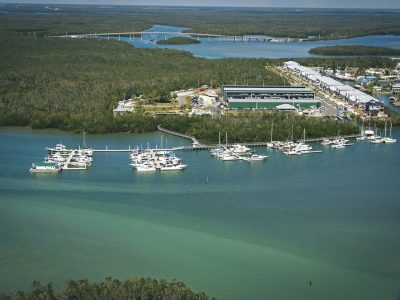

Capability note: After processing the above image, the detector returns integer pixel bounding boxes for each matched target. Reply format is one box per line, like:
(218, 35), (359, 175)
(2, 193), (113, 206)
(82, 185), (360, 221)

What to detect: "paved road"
(268, 65), (338, 116)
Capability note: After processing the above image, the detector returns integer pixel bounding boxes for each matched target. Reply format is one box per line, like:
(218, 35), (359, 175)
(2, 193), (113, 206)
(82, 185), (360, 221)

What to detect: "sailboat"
(266, 122), (274, 148)
(356, 123), (366, 141)
(82, 132), (93, 156)
(381, 121), (397, 143)
(219, 132), (240, 161)
(210, 131), (224, 156)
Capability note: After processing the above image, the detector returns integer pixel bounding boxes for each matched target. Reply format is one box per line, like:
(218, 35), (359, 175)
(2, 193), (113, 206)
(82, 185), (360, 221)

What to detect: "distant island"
(309, 45), (400, 56)
(157, 37), (201, 45)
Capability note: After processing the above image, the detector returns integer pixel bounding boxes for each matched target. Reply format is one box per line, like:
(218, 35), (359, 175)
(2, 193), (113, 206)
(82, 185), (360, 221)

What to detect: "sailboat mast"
(271, 122), (274, 143)
(225, 132), (228, 148)
(291, 124), (294, 141)
(384, 119), (387, 137)
(83, 132), (87, 148)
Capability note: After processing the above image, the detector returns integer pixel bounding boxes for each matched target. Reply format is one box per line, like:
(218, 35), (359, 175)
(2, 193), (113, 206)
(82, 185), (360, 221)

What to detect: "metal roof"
(33, 162), (58, 167)
(222, 86), (313, 93)
(284, 61), (383, 105)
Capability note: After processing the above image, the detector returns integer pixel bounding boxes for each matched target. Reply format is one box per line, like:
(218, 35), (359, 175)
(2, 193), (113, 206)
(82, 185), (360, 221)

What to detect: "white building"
(283, 61), (383, 111)
(113, 99), (135, 116)
(392, 84), (400, 93)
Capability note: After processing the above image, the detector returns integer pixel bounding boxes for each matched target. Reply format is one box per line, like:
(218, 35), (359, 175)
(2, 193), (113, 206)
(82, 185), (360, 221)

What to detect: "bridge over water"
(57, 31), (273, 42)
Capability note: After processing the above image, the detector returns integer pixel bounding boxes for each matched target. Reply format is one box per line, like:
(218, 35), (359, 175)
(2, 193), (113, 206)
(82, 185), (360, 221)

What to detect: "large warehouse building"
(222, 85), (321, 109)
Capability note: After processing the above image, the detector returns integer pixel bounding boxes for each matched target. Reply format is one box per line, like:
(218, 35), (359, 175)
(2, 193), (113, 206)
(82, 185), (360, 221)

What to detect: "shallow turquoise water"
(0, 127), (399, 299)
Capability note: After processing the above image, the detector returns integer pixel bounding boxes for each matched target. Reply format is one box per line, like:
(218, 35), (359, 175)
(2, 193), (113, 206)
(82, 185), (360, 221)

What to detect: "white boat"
(82, 148), (93, 156)
(219, 153), (240, 161)
(357, 124), (364, 141)
(68, 161), (88, 168)
(381, 121), (397, 144)
(363, 129), (378, 141)
(267, 141), (284, 149)
(300, 150), (322, 154)
(321, 138), (334, 145)
(370, 138), (383, 144)
(29, 162), (62, 173)
(71, 155), (92, 165)
(81, 132), (93, 156)
(158, 163), (187, 171)
(331, 143), (345, 149)
(45, 153), (66, 163)
(284, 149), (302, 155)
(210, 146), (225, 157)
(382, 137), (397, 143)
(243, 153), (268, 161)
(136, 163), (157, 172)
(46, 143), (69, 154)
(248, 153), (268, 161)
(356, 136), (366, 141)
(283, 133), (313, 155)
(228, 143), (250, 154)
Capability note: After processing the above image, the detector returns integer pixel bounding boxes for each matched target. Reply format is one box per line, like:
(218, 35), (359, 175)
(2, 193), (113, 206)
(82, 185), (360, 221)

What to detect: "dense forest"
(0, 33), (285, 132)
(0, 277), (214, 300)
(157, 37), (201, 45)
(1, 10), (399, 134)
(1, 4), (400, 39)
(309, 45), (400, 56)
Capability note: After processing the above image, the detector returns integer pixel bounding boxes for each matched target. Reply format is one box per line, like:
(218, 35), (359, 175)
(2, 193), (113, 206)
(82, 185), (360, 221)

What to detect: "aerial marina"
(29, 126), (396, 174)
(2, 4), (400, 300)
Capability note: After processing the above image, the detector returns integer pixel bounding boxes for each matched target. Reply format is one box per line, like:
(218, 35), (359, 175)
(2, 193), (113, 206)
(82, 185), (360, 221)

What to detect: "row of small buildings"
(283, 61), (384, 115)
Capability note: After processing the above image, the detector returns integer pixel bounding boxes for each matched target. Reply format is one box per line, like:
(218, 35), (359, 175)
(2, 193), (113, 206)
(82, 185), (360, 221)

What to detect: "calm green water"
(0, 127), (399, 300)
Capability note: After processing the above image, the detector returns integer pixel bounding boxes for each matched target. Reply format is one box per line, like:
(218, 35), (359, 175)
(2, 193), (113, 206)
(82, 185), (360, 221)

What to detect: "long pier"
(156, 126), (361, 151)
(86, 127), (362, 153)
(157, 125), (201, 146)
(84, 132), (361, 154)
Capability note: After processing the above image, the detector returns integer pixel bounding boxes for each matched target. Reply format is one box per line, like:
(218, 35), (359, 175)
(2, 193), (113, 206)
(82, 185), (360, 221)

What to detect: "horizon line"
(1, 2), (400, 10)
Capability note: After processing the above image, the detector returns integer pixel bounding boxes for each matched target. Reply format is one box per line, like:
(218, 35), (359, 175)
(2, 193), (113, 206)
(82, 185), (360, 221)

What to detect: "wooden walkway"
(157, 125), (201, 146)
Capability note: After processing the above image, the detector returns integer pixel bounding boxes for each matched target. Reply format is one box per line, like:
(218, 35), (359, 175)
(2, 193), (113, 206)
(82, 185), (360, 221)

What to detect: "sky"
(1, 0), (400, 9)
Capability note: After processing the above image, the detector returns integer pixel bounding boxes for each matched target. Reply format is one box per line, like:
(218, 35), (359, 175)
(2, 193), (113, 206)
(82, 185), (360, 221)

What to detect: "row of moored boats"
(210, 144), (268, 161)
(130, 148), (187, 172)
(267, 129), (322, 154)
(356, 122), (397, 144)
(29, 143), (93, 173)
(29, 126), (397, 173)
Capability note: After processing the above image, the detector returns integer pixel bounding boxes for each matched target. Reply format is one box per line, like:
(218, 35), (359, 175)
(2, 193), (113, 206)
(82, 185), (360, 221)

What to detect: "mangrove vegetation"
(309, 45), (400, 56)
(157, 111), (360, 143)
(157, 37), (201, 45)
(0, 33), (285, 131)
(0, 277), (214, 300)
(2, 4), (400, 39)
